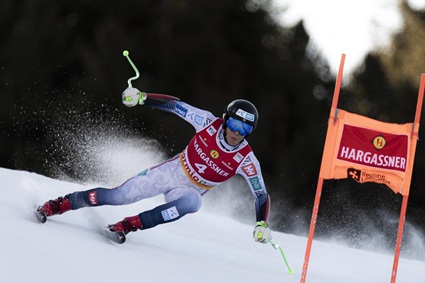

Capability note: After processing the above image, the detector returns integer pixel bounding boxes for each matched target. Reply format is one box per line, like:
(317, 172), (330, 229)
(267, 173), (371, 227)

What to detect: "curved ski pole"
(123, 50), (140, 88)
(269, 239), (294, 274)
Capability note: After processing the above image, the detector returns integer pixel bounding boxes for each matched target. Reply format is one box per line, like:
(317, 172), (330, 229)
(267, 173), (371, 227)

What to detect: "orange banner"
(319, 109), (418, 196)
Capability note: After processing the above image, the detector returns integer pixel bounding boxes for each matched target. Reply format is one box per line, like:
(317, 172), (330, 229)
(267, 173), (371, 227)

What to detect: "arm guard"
(256, 194), (271, 223)
(143, 93), (180, 111)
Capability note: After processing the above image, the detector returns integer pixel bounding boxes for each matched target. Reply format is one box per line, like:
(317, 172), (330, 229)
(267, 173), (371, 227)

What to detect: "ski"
(35, 208), (47, 223)
(106, 225), (126, 244)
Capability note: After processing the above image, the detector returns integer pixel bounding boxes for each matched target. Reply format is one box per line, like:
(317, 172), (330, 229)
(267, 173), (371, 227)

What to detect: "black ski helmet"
(223, 99), (259, 134)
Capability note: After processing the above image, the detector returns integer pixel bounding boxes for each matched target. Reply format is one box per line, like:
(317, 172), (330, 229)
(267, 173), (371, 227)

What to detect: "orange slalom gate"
(300, 54), (425, 283)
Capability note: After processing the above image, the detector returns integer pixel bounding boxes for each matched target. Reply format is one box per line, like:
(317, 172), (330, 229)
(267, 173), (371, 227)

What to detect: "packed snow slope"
(1, 167), (424, 283)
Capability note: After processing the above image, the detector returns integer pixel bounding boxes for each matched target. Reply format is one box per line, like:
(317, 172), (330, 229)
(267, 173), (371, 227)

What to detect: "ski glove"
(253, 221), (272, 244)
(122, 87), (146, 107)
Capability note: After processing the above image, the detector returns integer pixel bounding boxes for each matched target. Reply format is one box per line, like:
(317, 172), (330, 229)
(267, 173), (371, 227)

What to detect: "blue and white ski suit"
(68, 94), (270, 229)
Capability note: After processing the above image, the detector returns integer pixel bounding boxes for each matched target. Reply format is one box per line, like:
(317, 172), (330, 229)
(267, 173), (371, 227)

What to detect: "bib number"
(195, 163), (207, 174)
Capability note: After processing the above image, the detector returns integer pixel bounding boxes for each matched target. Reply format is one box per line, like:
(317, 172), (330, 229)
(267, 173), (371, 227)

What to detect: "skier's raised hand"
(122, 87), (146, 107)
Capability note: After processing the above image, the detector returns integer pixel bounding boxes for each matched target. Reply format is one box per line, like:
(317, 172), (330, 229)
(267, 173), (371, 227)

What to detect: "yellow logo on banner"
(373, 135), (386, 150)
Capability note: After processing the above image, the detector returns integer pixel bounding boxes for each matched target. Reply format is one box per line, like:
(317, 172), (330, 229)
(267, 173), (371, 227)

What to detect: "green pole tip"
(123, 50), (129, 56)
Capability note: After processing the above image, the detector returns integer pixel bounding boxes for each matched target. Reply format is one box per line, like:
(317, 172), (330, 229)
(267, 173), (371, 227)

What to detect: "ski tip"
(35, 209), (47, 223)
(117, 233), (126, 244)
(106, 226), (126, 244)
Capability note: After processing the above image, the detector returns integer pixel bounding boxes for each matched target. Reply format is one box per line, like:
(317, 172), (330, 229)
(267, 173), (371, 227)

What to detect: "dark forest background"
(1, 0), (425, 255)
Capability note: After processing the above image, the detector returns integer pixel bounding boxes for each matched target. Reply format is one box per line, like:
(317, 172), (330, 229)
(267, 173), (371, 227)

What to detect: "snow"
(1, 167), (424, 283)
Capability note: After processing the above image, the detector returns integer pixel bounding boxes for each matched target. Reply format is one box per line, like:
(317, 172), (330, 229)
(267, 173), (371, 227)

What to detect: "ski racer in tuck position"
(37, 87), (272, 244)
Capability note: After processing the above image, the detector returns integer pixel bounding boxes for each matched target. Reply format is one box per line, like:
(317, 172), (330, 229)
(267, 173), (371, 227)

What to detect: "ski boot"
(36, 195), (72, 223)
(107, 215), (143, 244)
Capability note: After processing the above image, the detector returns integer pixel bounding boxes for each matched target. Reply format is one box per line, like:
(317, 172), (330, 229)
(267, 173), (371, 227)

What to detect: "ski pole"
(269, 239), (294, 274)
(122, 50), (140, 88)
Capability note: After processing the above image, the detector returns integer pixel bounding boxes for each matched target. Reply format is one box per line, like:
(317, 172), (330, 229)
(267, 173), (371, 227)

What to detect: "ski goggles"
(226, 117), (254, 136)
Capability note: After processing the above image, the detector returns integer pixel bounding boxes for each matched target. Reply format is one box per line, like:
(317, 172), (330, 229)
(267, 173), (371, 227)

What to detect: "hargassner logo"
(338, 125), (408, 172)
(372, 135), (386, 150)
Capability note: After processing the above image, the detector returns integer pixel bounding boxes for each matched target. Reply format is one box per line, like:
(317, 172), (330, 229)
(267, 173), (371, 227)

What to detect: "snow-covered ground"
(1, 166), (424, 283)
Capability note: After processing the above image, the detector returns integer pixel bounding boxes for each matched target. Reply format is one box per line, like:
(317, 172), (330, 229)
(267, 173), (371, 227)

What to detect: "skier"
(37, 87), (272, 244)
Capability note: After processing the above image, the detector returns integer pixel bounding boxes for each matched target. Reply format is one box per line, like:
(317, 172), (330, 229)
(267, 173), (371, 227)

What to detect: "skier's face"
(225, 127), (245, 146)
